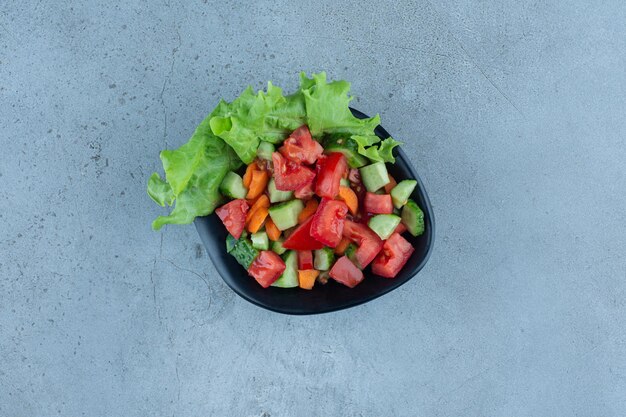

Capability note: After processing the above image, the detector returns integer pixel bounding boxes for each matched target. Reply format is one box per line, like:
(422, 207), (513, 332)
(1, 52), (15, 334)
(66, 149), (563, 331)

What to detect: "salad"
(148, 72), (425, 290)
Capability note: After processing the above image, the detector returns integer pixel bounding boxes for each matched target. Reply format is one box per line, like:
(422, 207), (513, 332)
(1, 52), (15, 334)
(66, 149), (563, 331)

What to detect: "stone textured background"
(1, 1), (625, 416)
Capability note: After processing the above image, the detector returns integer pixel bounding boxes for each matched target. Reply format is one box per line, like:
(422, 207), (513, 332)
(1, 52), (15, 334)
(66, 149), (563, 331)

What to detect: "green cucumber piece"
(359, 162), (390, 192)
(340, 177), (350, 187)
(257, 141), (275, 160)
(227, 236), (259, 269)
(251, 231), (269, 250)
(323, 135), (369, 168)
(272, 250), (298, 288)
(390, 180), (417, 209)
(219, 171), (247, 199)
(268, 178), (293, 203)
(368, 214), (401, 240)
(268, 199), (304, 230)
(344, 243), (358, 264)
(314, 247), (335, 271)
(401, 199), (425, 236)
(226, 234), (238, 253)
(271, 237), (287, 255)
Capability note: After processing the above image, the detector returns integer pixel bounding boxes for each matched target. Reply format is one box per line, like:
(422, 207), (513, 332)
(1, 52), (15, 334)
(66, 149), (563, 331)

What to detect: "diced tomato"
(315, 152), (347, 198)
(215, 199), (249, 239)
(272, 152), (315, 191)
(372, 233), (415, 278)
(364, 192), (394, 214)
(394, 222), (407, 235)
(329, 256), (364, 288)
(248, 250), (286, 288)
(342, 220), (384, 268)
(278, 125), (323, 165)
(297, 250), (314, 270)
(294, 180), (315, 200)
(282, 216), (325, 250)
(310, 198), (348, 247)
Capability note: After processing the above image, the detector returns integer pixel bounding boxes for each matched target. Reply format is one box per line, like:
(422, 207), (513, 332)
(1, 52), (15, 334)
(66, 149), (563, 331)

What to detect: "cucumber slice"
(324, 135), (369, 168)
(219, 171), (247, 199)
(251, 231), (269, 250)
(268, 178), (293, 203)
(268, 199), (304, 230)
(271, 237), (287, 255)
(359, 162), (390, 192)
(227, 236), (259, 269)
(271, 250), (298, 288)
(401, 199), (425, 236)
(344, 243), (358, 264)
(257, 141), (275, 160)
(390, 180), (417, 209)
(368, 214), (401, 240)
(340, 177), (350, 187)
(225, 234), (238, 253)
(314, 247), (335, 271)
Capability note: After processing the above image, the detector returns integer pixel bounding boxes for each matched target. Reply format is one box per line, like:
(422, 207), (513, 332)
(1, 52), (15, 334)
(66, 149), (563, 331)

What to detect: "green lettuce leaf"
(209, 82), (307, 164)
(147, 173), (174, 207)
(148, 72), (404, 230)
(299, 72), (381, 137)
(352, 134), (401, 163)
(148, 114), (241, 230)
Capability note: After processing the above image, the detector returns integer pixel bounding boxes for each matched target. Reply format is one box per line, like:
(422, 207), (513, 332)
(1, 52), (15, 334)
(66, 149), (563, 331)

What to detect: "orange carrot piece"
(246, 195), (269, 225)
(242, 164), (256, 188)
(338, 186), (358, 215)
(334, 238), (351, 255)
(247, 207), (268, 233)
(298, 199), (319, 223)
(265, 218), (281, 241)
(246, 169), (269, 199)
(298, 269), (319, 290)
(384, 174), (397, 194)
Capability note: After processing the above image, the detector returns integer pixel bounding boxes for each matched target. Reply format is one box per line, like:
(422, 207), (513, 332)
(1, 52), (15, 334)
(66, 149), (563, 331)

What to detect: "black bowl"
(195, 108), (435, 314)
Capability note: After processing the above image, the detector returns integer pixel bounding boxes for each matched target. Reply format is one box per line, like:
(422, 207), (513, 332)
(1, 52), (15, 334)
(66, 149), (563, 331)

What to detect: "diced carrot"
(246, 195), (269, 225)
(242, 163), (256, 188)
(298, 199), (319, 223)
(338, 186), (358, 215)
(384, 174), (397, 193)
(246, 169), (269, 200)
(298, 269), (319, 290)
(334, 238), (351, 255)
(265, 218), (281, 241)
(247, 207), (268, 233)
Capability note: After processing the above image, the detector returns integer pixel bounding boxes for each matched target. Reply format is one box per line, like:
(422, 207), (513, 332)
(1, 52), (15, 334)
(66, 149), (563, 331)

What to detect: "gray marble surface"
(1, 1), (625, 415)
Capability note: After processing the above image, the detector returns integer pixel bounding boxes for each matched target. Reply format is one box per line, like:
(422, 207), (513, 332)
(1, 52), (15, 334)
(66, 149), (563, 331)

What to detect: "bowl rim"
(195, 107), (435, 315)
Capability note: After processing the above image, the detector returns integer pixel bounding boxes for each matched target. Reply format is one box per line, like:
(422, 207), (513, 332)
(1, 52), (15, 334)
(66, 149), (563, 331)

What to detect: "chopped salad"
(148, 72), (425, 289)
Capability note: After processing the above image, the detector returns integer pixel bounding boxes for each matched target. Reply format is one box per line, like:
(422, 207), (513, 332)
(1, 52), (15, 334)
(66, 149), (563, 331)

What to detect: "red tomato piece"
(310, 198), (348, 247)
(371, 233), (415, 278)
(272, 152), (315, 191)
(215, 199), (249, 239)
(248, 250), (286, 288)
(294, 180), (315, 200)
(297, 250), (314, 270)
(315, 152), (347, 199)
(278, 125), (323, 165)
(282, 216), (326, 250)
(342, 220), (384, 268)
(329, 255), (364, 288)
(364, 192), (394, 214)
(394, 222), (407, 235)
